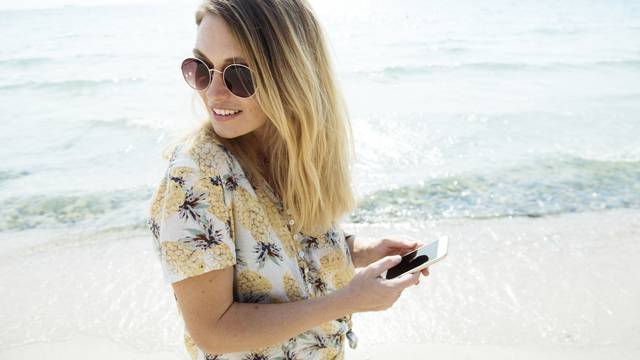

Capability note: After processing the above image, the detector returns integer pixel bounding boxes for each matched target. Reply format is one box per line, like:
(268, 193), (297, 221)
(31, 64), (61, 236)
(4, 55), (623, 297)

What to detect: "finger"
(366, 255), (402, 277)
(387, 237), (418, 249)
(387, 246), (415, 255)
(421, 267), (429, 276)
(404, 238), (420, 249)
(386, 271), (420, 289)
(388, 243), (420, 257)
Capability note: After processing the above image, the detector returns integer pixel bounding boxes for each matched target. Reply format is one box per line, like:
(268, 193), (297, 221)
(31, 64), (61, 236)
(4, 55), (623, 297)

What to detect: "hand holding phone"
(340, 255), (422, 313)
(381, 236), (448, 280)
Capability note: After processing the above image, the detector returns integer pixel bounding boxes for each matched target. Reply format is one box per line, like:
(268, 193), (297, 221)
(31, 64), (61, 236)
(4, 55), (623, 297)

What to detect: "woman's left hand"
(352, 236), (430, 278)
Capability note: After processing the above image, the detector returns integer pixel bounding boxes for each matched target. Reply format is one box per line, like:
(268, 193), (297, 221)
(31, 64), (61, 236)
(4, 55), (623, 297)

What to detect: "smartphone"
(382, 236), (448, 280)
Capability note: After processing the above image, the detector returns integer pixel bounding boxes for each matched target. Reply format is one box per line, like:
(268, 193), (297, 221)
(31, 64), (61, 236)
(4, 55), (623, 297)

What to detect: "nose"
(205, 69), (229, 100)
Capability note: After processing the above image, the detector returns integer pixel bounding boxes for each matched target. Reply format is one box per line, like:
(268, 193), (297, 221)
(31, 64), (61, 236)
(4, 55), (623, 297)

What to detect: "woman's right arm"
(173, 254), (420, 355)
(155, 159), (422, 354)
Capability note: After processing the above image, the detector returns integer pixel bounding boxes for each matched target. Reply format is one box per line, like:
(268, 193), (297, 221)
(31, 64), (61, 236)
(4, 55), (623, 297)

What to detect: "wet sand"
(1, 209), (638, 359)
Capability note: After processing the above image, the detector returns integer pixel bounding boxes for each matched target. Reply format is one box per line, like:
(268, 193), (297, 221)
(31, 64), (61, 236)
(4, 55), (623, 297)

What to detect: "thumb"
(366, 255), (402, 277)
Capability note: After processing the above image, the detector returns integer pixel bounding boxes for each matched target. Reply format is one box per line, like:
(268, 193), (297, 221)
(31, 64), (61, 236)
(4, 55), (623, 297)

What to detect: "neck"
(251, 124), (277, 193)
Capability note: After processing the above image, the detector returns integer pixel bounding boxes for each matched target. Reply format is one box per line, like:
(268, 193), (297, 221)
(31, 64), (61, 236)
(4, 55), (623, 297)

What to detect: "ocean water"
(1, 0), (640, 234)
(0, 0), (639, 357)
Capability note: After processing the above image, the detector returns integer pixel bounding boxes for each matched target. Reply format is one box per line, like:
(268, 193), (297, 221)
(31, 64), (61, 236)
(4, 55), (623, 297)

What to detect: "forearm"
(204, 289), (352, 354)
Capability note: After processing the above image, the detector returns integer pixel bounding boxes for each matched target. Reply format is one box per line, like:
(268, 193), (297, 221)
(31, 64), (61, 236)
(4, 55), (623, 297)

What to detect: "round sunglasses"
(181, 57), (256, 98)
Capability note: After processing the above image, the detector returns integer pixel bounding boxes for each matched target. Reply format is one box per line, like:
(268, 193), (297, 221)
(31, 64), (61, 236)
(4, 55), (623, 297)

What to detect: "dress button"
(298, 250), (305, 258)
(294, 234), (302, 241)
(288, 219), (295, 226)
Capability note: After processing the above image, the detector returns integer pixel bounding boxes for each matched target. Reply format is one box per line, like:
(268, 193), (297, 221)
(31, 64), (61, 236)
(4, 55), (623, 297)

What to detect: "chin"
(212, 128), (242, 139)
(211, 123), (247, 139)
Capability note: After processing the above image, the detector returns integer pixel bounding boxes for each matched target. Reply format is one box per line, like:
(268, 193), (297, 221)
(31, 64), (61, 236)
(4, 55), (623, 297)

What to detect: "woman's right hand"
(339, 255), (422, 313)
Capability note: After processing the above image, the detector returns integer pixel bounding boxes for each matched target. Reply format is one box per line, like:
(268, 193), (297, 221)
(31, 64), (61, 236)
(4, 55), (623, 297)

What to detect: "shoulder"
(167, 131), (230, 175)
(166, 129), (254, 195)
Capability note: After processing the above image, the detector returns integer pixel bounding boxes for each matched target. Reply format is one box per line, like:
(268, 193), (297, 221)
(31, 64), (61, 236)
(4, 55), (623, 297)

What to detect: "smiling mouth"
(212, 109), (242, 121)
(211, 107), (242, 116)
(213, 110), (242, 117)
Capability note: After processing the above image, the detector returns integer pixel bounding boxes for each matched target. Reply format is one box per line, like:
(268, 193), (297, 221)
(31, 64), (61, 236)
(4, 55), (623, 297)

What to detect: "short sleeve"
(148, 159), (236, 286)
(343, 231), (355, 263)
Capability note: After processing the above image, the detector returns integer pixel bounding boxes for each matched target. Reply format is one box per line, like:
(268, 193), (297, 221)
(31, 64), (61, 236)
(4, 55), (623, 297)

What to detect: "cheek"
(243, 97), (261, 114)
(197, 92), (209, 109)
(243, 99), (268, 125)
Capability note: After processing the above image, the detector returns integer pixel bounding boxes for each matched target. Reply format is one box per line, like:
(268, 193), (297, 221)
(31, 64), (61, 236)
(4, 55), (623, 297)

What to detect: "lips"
(212, 109), (242, 122)
(212, 108), (241, 115)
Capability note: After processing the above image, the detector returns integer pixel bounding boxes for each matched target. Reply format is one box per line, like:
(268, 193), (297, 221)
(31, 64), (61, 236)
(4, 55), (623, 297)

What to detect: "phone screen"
(385, 240), (440, 279)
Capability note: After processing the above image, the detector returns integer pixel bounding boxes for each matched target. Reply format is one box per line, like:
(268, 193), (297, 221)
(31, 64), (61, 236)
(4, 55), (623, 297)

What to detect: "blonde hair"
(165, 0), (355, 235)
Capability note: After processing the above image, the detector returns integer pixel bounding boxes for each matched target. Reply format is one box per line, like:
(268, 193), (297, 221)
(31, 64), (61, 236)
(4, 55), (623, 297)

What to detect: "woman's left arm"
(345, 233), (430, 277)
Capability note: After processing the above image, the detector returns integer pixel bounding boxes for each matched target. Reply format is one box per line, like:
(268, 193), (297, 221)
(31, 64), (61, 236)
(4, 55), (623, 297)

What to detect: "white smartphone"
(381, 236), (448, 280)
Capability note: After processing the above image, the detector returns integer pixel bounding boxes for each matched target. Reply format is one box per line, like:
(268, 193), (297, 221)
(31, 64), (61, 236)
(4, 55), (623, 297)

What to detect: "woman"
(148, 0), (430, 359)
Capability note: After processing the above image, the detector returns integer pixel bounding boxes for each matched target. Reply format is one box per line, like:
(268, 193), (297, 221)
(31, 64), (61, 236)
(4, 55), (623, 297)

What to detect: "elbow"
(186, 319), (228, 355)
(192, 329), (227, 355)
(188, 303), (238, 354)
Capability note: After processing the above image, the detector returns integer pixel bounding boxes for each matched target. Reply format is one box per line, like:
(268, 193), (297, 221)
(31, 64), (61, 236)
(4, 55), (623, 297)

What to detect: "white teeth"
(213, 108), (241, 116)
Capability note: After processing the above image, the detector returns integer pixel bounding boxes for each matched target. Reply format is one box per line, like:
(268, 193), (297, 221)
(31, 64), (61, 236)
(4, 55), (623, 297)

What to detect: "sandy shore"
(0, 334), (181, 360)
(1, 334), (638, 360)
(1, 209), (638, 359)
(345, 342), (640, 360)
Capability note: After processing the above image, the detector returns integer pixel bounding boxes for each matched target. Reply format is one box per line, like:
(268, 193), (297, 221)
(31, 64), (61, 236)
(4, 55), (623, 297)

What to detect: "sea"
(0, 0), (638, 358)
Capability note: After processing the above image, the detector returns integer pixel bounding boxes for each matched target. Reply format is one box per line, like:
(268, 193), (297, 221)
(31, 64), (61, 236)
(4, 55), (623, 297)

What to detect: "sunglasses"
(181, 57), (256, 98)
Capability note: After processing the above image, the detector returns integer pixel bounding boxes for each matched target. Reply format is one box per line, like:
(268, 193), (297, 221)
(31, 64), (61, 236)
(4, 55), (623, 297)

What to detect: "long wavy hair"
(165, 0), (355, 235)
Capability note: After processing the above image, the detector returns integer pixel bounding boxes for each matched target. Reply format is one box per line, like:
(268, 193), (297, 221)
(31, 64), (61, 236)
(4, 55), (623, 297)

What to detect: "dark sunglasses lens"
(224, 65), (255, 97)
(181, 58), (210, 90)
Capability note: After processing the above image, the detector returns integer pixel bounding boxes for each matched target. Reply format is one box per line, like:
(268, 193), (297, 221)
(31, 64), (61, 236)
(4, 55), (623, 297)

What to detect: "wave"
(4, 155), (639, 231)
(0, 57), (51, 67)
(360, 59), (640, 77)
(0, 187), (153, 232)
(526, 27), (582, 36)
(0, 169), (31, 184)
(0, 53), (119, 68)
(0, 77), (142, 93)
(594, 92), (640, 102)
(349, 155), (640, 223)
(0, 3), (149, 12)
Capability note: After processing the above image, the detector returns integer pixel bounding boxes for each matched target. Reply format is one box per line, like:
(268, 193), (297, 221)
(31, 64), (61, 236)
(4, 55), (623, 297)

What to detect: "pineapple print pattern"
(164, 168), (192, 220)
(193, 168), (229, 224)
(234, 186), (272, 245)
(160, 240), (208, 278)
(256, 187), (298, 259)
(283, 272), (304, 302)
(184, 332), (199, 360)
(237, 269), (273, 303)
(147, 132), (356, 360)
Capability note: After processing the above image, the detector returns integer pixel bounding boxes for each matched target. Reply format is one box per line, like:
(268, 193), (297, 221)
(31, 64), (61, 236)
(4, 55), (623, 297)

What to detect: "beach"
(1, 210), (638, 359)
(1, 0), (640, 358)
(2, 336), (638, 360)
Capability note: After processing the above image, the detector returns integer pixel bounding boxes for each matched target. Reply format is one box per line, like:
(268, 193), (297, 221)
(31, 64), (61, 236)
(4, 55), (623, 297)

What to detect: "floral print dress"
(147, 131), (357, 360)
